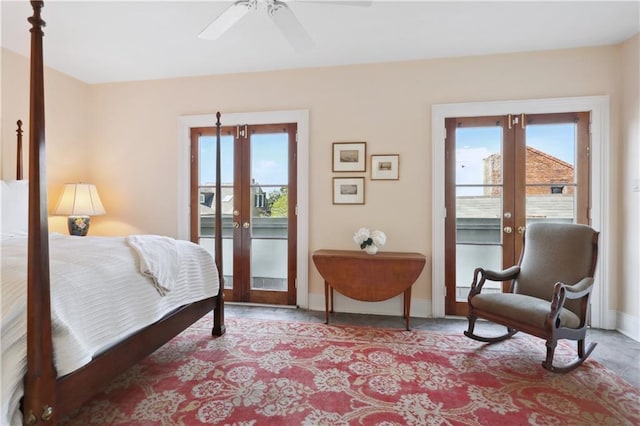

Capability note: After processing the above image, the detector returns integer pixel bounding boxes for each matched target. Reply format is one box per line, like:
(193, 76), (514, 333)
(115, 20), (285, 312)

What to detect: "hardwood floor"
(226, 303), (640, 389)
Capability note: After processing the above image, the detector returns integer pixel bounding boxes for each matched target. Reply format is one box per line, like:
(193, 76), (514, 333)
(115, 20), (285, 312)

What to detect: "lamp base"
(68, 216), (90, 236)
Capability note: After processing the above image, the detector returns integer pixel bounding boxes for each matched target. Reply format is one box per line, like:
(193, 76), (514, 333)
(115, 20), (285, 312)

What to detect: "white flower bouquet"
(353, 227), (387, 253)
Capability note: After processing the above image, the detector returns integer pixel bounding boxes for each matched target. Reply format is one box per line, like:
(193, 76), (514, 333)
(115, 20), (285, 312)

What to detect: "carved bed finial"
(28, 1), (46, 35)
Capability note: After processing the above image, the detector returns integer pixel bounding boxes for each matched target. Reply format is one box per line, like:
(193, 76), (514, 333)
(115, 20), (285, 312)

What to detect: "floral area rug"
(61, 316), (639, 425)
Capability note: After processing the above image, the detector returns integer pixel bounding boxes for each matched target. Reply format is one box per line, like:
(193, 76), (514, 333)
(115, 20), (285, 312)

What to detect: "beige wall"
(2, 40), (638, 334)
(619, 34), (640, 334)
(1, 48), (91, 233)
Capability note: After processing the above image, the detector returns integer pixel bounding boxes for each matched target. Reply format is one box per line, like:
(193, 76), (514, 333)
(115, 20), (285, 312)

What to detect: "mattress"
(1, 233), (219, 425)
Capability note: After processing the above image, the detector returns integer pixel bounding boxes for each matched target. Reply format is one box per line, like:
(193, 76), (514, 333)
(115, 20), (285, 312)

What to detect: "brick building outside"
(483, 146), (574, 195)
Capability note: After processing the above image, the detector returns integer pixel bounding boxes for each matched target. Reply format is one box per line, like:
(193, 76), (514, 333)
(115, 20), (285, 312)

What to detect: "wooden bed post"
(213, 111), (225, 336)
(23, 1), (58, 424)
(17, 120), (23, 180)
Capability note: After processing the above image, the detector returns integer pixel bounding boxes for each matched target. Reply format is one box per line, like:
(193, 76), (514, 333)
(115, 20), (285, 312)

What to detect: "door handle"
(232, 222), (239, 229)
(517, 226), (526, 234)
(243, 222), (250, 229)
(503, 226), (512, 234)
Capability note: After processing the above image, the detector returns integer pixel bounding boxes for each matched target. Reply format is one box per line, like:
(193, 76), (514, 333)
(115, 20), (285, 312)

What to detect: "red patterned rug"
(61, 316), (639, 425)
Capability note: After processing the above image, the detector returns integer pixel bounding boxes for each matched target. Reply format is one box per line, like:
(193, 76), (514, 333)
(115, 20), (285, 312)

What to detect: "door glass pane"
(455, 127), (503, 301)
(456, 187), (503, 301)
(199, 134), (234, 185)
(526, 193), (575, 226)
(199, 237), (234, 289)
(455, 245), (502, 300)
(251, 239), (287, 291)
(198, 133), (234, 289)
(525, 123), (577, 224)
(249, 132), (289, 292)
(456, 127), (502, 185)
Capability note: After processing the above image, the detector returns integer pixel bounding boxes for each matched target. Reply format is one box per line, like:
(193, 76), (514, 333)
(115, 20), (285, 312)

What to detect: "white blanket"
(126, 235), (180, 295)
(0, 233), (219, 426)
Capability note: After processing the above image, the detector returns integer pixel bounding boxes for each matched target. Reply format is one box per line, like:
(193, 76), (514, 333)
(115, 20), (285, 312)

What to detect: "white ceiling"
(1, 1), (639, 84)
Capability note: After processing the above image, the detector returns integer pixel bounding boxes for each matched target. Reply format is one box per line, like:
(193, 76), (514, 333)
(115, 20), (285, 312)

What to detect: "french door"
(445, 112), (590, 316)
(190, 123), (297, 305)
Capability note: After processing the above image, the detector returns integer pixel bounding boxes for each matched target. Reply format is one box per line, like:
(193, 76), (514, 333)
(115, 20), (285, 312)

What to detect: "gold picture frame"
(371, 154), (399, 180)
(333, 177), (365, 205)
(333, 142), (366, 172)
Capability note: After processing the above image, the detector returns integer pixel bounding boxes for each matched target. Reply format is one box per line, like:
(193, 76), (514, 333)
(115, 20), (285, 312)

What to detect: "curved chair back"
(514, 222), (599, 316)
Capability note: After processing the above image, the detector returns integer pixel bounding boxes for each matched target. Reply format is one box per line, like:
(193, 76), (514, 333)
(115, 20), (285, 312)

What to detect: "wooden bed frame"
(20, 2), (225, 424)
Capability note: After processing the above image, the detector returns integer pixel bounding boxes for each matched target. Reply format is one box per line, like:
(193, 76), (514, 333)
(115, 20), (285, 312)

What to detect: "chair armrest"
(547, 277), (594, 329)
(562, 277), (595, 299)
(482, 266), (520, 282)
(469, 265), (520, 298)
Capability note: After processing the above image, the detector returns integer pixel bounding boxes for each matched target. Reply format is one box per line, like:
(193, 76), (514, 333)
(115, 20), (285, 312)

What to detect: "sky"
(199, 133), (289, 186)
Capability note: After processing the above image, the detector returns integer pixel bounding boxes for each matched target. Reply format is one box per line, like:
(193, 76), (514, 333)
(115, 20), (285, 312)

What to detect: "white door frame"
(431, 96), (612, 329)
(177, 110), (310, 309)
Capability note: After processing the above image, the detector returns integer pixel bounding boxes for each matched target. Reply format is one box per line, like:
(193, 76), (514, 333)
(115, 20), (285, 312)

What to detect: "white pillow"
(1, 180), (29, 239)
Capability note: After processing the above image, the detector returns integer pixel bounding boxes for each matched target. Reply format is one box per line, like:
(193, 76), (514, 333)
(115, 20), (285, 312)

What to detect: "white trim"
(431, 96), (612, 329)
(616, 311), (640, 342)
(177, 110), (310, 309)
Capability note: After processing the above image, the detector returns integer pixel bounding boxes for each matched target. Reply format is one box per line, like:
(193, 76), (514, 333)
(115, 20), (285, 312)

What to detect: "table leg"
(404, 288), (412, 331)
(330, 287), (334, 313)
(324, 281), (330, 324)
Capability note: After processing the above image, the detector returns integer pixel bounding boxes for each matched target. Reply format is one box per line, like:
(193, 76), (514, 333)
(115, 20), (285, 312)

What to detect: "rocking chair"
(465, 222), (599, 373)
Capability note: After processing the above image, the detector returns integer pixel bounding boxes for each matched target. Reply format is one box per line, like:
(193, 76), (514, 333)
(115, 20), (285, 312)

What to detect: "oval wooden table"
(312, 249), (426, 330)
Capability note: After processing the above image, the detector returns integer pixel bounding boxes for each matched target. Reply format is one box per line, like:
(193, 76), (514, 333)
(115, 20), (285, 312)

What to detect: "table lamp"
(53, 183), (106, 236)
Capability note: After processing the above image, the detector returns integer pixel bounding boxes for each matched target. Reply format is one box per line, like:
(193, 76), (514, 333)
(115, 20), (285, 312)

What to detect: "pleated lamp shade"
(53, 183), (105, 236)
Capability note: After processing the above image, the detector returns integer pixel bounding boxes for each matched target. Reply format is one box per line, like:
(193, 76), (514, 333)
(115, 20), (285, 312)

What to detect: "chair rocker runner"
(464, 222), (599, 373)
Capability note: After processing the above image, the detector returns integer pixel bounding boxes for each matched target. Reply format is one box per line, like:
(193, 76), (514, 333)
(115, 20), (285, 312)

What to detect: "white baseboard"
(616, 310), (640, 342)
(308, 293), (432, 318)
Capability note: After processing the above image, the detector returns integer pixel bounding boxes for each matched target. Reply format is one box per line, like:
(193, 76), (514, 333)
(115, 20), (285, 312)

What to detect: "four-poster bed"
(2, 2), (226, 424)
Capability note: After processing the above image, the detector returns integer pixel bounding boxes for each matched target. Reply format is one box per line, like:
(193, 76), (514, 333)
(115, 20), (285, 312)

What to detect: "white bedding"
(1, 233), (219, 425)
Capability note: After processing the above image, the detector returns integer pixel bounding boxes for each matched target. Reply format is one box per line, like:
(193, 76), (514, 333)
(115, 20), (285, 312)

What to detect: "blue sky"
(199, 133), (289, 185)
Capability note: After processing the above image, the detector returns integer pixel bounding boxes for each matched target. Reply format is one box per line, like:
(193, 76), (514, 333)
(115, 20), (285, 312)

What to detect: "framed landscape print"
(371, 154), (399, 180)
(333, 142), (366, 172)
(333, 177), (365, 204)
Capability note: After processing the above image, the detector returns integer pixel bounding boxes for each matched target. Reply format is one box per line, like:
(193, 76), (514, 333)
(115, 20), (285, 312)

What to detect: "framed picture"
(333, 142), (366, 172)
(333, 177), (365, 205)
(371, 154), (399, 180)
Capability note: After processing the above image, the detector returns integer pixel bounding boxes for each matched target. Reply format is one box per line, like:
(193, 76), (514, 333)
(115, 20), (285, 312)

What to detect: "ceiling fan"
(198, 0), (372, 52)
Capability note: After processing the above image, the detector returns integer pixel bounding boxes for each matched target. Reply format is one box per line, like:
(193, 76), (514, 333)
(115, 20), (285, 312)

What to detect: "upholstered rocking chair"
(465, 222), (599, 373)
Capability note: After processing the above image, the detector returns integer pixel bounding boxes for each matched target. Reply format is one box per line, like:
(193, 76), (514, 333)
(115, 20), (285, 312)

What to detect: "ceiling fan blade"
(269, 1), (315, 52)
(293, 0), (372, 6)
(199, 1), (255, 40)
